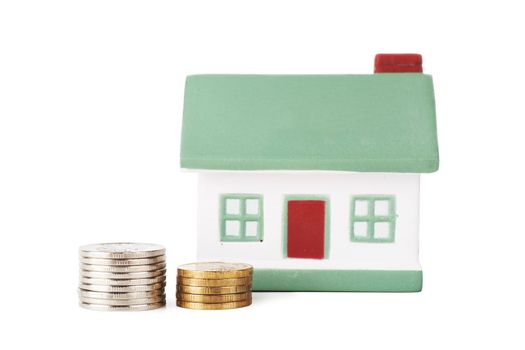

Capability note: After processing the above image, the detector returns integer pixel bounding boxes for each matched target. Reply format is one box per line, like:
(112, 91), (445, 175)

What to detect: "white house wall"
(197, 172), (421, 271)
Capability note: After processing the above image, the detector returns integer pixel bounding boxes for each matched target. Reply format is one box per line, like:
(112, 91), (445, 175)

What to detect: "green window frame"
(350, 195), (396, 243)
(220, 194), (263, 242)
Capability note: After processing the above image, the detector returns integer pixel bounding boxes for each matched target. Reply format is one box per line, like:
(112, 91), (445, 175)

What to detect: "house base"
(252, 269), (422, 292)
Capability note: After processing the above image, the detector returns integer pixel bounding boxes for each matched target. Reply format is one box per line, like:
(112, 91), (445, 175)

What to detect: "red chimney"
(374, 54), (423, 73)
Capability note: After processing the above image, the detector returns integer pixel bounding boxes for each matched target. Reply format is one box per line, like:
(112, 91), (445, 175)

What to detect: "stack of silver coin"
(78, 243), (166, 311)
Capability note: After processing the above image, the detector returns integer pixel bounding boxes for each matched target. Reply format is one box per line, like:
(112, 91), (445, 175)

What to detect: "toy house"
(180, 54), (439, 292)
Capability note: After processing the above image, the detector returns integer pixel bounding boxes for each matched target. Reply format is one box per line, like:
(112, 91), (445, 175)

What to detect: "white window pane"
(353, 222), (368, 237)
(374, 200), (390, 216)
(225, 199), (241, 215)
(374, 222), (390, 239)
(245, 221), (258, 237)
(245, 199), (259, 215)
(354, 200), (369, 216)
(225, 220), (240, 236)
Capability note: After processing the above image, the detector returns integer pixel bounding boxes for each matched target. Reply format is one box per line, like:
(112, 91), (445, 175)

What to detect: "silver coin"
(78, 289), (165, 300)
(80, 255), (165, 266)
(79, 282), (166, 292)
(80, 262), (166, 273)
(80, 301), (166, 311)
(80, 275), (166, 286)
(80, 296), (165, 306)
(80, 269), (167, 280)
(79, 243), (165, 259)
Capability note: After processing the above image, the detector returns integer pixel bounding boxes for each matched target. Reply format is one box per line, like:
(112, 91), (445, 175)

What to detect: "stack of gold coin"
(176, 262), (253, 310)
(78, 243), (167, 311)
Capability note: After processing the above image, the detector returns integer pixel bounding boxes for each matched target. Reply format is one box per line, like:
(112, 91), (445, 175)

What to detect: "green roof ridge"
(181, 74), (439, 173)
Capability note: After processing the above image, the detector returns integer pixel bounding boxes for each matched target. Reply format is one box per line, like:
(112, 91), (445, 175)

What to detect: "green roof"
(180, 74), (439, 173)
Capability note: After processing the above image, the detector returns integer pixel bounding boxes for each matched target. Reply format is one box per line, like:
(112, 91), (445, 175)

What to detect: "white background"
(0, 1), (524, 349)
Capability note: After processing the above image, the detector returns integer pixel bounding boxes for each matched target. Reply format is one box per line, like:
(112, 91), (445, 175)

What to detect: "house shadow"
(251, 291), (297, 304)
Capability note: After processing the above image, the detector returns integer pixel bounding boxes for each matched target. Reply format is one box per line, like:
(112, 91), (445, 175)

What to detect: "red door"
(287, 200), (325, 259)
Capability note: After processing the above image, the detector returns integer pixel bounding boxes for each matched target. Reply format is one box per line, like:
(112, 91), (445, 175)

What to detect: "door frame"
(282, 195), (330, 259)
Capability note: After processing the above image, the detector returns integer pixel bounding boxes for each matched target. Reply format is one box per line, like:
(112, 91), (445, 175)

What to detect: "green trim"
(180, 74), (439, 172)
(220, 194), (263, 242)
(350, 195), (396, 243)
(181, 158), (438, 173)
(252, 269), (422, 292)
(282, 195), (330, 259)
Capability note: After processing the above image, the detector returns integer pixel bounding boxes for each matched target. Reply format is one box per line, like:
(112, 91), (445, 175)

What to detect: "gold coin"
(79, 282), (166, 293)
(78, 289), (164, 300)
(80, 255), (165, 266)
(177, 262), (253, 279)
(80, 269), (166, 280)
(80, 262), (166, 273)
(80, 301), (166, 311)
(80, 295), (165, 306)
(177, 276), (251, 287)
(176, 292), (250, 303)
(176, 299), (252, 310)
(80, 275), (166, 286)
(177, 284), (251, 295)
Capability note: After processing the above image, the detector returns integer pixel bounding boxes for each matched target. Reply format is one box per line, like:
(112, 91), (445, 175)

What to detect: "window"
(220, 194), (263, 242)
(350, 195), (396, 243)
